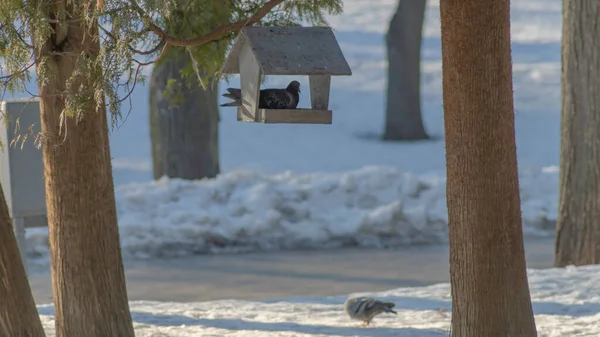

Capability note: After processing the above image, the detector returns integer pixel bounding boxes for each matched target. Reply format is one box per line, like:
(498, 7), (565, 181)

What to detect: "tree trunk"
(149, 52), (220, 181)
(439, 1), (538, 336)
(0, 185), (46, 336)
(555, 1), (600, 267)
(32, 3), (135, 337)
(383, 0), (429, 141)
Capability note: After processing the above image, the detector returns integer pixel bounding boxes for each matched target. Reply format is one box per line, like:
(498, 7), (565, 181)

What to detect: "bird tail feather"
(219, 100), (241, 107)
(222, 93), (237, 100)
(226, 88), (241, 97)
(220, 88), (242, 107)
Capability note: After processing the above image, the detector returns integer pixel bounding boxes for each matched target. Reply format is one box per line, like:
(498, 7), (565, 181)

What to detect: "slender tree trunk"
(440, 1), (537, 336)
(555, 1), (600, 267)
(149, 52), (220, 180)
(0, 185), (46, 336)
(32, 2), (135, 336)
(383, 0), (429, 141)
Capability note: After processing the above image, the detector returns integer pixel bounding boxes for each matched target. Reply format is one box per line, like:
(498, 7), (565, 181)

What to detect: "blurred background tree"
(383, 0), (429, 141)
(555, 0), (600, 267)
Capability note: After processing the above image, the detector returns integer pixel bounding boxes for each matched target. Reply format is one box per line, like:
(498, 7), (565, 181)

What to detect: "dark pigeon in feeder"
(220, 80), (300, 109)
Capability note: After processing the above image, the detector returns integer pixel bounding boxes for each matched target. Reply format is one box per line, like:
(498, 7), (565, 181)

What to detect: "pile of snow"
(26, 165), (558, 261)
(38, 265), (600, 336)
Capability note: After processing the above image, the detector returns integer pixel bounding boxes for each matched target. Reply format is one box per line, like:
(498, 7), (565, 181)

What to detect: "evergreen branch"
(0, 57), (36, 82)
(14, 31), (34, 49)
(99, 24), (166, 55)
(127, 0), (285, 47)
(139, 41), (168, 64)
(113, 63), (143, 105)
(134, 37), (166, 55)
(99, 6), (131, 17)
(284, 0), (296, 23)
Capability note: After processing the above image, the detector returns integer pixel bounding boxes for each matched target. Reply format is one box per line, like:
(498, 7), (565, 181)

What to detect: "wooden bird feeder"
(221, 26), (352, 124)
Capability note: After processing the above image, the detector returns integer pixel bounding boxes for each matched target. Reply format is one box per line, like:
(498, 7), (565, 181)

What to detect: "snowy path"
(29, 238), (554, 305)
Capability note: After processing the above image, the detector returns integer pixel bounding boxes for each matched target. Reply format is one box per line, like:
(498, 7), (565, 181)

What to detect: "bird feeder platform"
(237, 108), (332, 124)
(221, 26), (352, 124)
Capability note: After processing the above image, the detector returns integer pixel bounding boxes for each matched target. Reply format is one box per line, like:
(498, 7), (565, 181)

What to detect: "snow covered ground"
(20, 0), (562, 261)
(36, 265), (600, 336)
(27, 166), (557, 261)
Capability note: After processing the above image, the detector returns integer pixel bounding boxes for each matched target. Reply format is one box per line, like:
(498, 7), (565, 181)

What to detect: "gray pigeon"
(220, 80), (300, 109)
(344, 296), (397, 327)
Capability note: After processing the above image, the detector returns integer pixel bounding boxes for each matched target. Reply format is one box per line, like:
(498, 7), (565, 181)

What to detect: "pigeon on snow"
(344, 296), (397, 327)
(220, 80), (300, 109)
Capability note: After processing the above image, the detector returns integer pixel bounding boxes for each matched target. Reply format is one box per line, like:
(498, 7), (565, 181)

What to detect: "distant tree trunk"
(32, 3), (135, 337)
(383, 0), (429, 141)
(149, 53), (220, 180)
(440, 0), (538, 336)
(0, 185), (46, 336)
(555, 1), (600, 267)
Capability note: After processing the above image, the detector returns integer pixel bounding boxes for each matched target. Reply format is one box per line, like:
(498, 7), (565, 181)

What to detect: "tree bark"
(555, 0), (600, 267)
(439, 1), (538, 336)
(0, 185), (46, 336)
(32, 2), (135, 336)
(383, 0), (429, 141)
(149, 53), (220, 180)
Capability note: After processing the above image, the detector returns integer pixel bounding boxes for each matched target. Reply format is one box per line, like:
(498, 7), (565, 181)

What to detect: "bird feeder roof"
(221, 26), (352, 76)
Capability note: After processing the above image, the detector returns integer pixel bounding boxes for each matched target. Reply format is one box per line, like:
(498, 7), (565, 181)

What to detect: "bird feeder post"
(238, 43), (262, 122)
(309, 75), (331, 110)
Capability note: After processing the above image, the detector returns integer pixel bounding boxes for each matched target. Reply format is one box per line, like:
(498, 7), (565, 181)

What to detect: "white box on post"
(0, 99), (47, 272)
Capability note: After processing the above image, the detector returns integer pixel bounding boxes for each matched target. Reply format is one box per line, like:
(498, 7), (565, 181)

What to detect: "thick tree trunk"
(383, 0), (429, 141)
(0, 185), (46, 336)
(32, 2), (135, 337)
(555, 1), (600, 267)
(149, 53), (220, 180)
(439, 1), (538, 336)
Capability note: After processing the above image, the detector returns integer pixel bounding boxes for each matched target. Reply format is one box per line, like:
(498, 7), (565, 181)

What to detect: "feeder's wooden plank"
(268, 108), (331, 124)
(222, 26), (352, 76)
(260, 109), (332, 124)
(239, 43), (262, 121)
(309, 75), (331, 110)
(236, 108), (332, 124)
